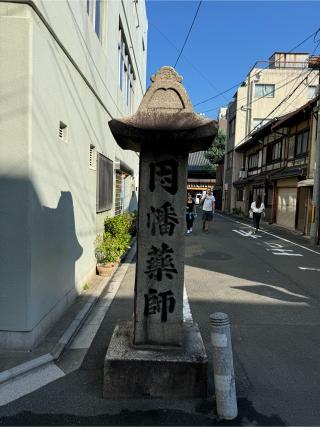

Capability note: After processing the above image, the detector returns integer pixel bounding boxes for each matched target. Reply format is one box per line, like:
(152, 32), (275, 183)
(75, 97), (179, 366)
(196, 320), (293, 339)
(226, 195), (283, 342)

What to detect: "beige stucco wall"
(0, 8), (32, 332)
(225, 61), (318, 213)
(0, 0), (147, 347)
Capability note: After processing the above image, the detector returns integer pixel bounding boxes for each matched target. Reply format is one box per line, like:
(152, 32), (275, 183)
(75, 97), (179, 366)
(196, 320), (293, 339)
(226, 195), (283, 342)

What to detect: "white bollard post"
(210, 312), (238, 420)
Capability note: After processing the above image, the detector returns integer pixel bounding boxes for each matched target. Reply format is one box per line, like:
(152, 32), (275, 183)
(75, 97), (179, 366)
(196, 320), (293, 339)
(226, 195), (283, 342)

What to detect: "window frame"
(96, 153), (113, 213)
(227, 151), (233, 169)
(266, 138), (283, 164)
(118, 24), (135, 111)
(228, 117), (235, 137)
(236, 188), (244, 202)
(294, 130), (309, 158)
(86, 0), (102, 40)
(255, 84), (275, 98)
(248, 152), (259, 170)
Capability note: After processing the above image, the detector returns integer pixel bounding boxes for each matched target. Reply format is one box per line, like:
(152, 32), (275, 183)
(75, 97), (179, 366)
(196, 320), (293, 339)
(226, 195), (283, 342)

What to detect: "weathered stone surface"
(108, 66), (217, 152)
(103, 321), (208, 398)
(133, 149), (188, 347)
(105, 66), (215, 398)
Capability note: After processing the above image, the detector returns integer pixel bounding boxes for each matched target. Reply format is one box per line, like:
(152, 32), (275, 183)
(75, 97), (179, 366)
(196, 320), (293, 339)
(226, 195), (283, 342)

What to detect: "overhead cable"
(238, 67), (316, 146)
(174, 1), (202, 68)
(194, 26), (320, 107)
(152, 23), (225, 101)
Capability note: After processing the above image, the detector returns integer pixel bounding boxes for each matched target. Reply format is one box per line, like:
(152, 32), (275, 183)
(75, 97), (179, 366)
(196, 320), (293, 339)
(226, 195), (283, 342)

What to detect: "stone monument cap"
(109, 66), (217, 153)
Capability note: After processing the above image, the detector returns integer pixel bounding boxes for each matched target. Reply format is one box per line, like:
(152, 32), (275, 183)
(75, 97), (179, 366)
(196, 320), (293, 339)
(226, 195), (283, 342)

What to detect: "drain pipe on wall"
(210, 312), (238, 420)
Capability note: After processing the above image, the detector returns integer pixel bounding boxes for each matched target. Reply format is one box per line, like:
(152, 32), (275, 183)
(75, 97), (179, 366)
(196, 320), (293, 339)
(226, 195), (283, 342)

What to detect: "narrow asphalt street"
(185, 212), (320, 426)
(1, 213), (320, 425)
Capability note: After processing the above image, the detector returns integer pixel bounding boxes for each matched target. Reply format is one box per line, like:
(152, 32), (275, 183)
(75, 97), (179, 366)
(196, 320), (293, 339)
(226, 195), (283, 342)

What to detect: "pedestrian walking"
(186, 193), (196, 234)
(201, 188), (215, 233)
(250, 194), (265, 233)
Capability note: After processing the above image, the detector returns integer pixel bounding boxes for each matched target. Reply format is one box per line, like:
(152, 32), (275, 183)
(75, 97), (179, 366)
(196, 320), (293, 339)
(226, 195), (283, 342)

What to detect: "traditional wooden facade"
(187, 151), (215, 195)
(234, 97), (318, 235)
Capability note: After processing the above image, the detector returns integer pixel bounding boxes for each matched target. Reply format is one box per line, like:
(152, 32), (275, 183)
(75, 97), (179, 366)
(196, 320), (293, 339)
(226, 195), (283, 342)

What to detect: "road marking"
(298, 266), (320, 272)
(183, 285), (193, 322)
(232, 229), (261, 239)
(265, 241), (303, 256)
(266, 248), (303, 256)
(217, 214), (320, 256)
(232, 228), (302, 255)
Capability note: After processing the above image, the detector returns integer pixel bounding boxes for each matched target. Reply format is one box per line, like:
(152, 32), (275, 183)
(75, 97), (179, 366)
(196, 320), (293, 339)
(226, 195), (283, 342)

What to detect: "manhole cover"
(195, 251), (233, 261)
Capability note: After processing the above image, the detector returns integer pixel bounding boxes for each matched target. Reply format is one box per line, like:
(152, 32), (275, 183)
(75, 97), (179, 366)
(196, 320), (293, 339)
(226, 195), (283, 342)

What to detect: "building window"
(236, 188), (243, 202)
(295, 130), (309, 157)
(228, 117), (235, 137)
(118, 24), (135, 111)
(59, 121), (68, 142)
(266, 139), (282, 163)
(89, 144), (97, 169)
(126, 63), (134, 108)
(87, 0), (101, 39)
(308, 86), (317, 98)
(255, 84), (275, 98)
(94, 0), (101, 37)
(227, 151), (233, 169)
(97, 154), (113, 213)
(119, 32), (125, 91)
(248, 152), (259, 170)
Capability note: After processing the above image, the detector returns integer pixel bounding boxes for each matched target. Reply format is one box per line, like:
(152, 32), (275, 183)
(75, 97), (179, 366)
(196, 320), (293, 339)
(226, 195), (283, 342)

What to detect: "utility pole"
(310, 56), (320, 246)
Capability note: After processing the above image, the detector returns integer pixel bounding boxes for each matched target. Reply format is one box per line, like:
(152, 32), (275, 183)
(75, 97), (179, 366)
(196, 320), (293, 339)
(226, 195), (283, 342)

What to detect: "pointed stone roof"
(109, 66), (217, 153)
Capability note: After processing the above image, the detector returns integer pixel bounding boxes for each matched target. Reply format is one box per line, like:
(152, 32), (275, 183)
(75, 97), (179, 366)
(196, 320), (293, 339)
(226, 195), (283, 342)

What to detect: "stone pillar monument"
(104, 66), (217, 398)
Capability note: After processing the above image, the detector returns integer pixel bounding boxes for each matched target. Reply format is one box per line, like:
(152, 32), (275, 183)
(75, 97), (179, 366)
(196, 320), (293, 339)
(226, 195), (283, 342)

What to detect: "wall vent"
(59, 122), (68, 142)
(90, 144), (96, 169)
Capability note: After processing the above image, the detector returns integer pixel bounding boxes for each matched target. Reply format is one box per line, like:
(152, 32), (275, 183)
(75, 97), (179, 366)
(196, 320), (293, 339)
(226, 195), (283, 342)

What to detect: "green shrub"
(95, 234), (123, 264)
(104, 212), (135, 237)
(95, 212), (137, 265)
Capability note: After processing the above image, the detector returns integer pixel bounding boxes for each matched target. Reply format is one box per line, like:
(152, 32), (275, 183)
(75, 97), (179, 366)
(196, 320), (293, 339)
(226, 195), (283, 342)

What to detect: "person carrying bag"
(250, 194), (265, 233)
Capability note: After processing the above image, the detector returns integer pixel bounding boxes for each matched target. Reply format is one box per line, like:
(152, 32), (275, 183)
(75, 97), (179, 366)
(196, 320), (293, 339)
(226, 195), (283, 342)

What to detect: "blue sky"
(146, 1), (320, 118)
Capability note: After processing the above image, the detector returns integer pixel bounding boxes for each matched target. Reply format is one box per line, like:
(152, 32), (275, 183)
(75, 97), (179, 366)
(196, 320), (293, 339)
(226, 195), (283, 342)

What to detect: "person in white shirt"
(250, 194), (265, 233)
(201, 188), (215, 233)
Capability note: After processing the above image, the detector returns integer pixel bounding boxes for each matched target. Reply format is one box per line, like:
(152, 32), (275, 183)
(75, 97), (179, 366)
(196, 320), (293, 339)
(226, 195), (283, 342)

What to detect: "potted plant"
(94, 212), (137, 277)
(94, 233), (121, 277)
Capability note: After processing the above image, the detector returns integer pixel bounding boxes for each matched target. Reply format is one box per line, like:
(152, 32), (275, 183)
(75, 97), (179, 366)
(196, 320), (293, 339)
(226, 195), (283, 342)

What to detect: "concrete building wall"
(0, 0), (147, 348)
(224, 55), (318, 213)
(0, 9), (32, 334)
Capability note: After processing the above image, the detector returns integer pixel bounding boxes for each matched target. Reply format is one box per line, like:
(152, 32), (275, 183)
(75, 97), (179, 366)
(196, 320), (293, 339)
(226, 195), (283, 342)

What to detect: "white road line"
(183, 285), (193, 322)
(217, 213), (320, 256)
(298, 266), (320, 272)
(233, 229), (261, 239)
(0, 363), (65, 406)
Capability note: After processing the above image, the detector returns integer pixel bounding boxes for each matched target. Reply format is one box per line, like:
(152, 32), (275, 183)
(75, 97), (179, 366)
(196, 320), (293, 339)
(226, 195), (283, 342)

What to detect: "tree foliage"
(205, 128), (226, 168)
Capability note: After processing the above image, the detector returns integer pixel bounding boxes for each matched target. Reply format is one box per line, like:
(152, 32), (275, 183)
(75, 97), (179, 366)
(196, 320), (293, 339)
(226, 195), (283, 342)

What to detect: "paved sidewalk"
(0, 241), (136, 386)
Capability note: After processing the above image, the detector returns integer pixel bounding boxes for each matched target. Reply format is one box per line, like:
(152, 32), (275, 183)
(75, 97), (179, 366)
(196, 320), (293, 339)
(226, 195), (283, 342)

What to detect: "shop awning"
(270, 167), (306, 181)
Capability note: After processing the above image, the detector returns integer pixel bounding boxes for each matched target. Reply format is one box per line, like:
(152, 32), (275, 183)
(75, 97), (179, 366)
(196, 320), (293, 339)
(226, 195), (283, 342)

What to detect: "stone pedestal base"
(103, 321), (208, 399)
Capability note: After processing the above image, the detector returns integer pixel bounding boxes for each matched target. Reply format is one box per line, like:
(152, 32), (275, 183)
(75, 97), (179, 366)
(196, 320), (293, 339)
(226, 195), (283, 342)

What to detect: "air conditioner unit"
(239, 170), (247, 179)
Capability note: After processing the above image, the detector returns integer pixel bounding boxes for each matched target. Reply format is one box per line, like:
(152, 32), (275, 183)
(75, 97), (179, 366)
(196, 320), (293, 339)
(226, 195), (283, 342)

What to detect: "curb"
(0, 238), (136, 386)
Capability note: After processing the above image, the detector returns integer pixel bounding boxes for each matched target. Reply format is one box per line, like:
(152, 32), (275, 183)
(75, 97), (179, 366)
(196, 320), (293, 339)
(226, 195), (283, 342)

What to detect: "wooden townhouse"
(233, 96), (318, 235)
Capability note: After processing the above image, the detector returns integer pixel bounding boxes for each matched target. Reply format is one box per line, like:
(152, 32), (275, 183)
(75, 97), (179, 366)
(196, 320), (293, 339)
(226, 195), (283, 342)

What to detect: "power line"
(151, 23), (226, 101)
(194, 26), (320, 107)
(238, 68), (316, 146)
(199, 72), (312, 114)
(174, 1), (202, 68)
(237, 37), (320, 144)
